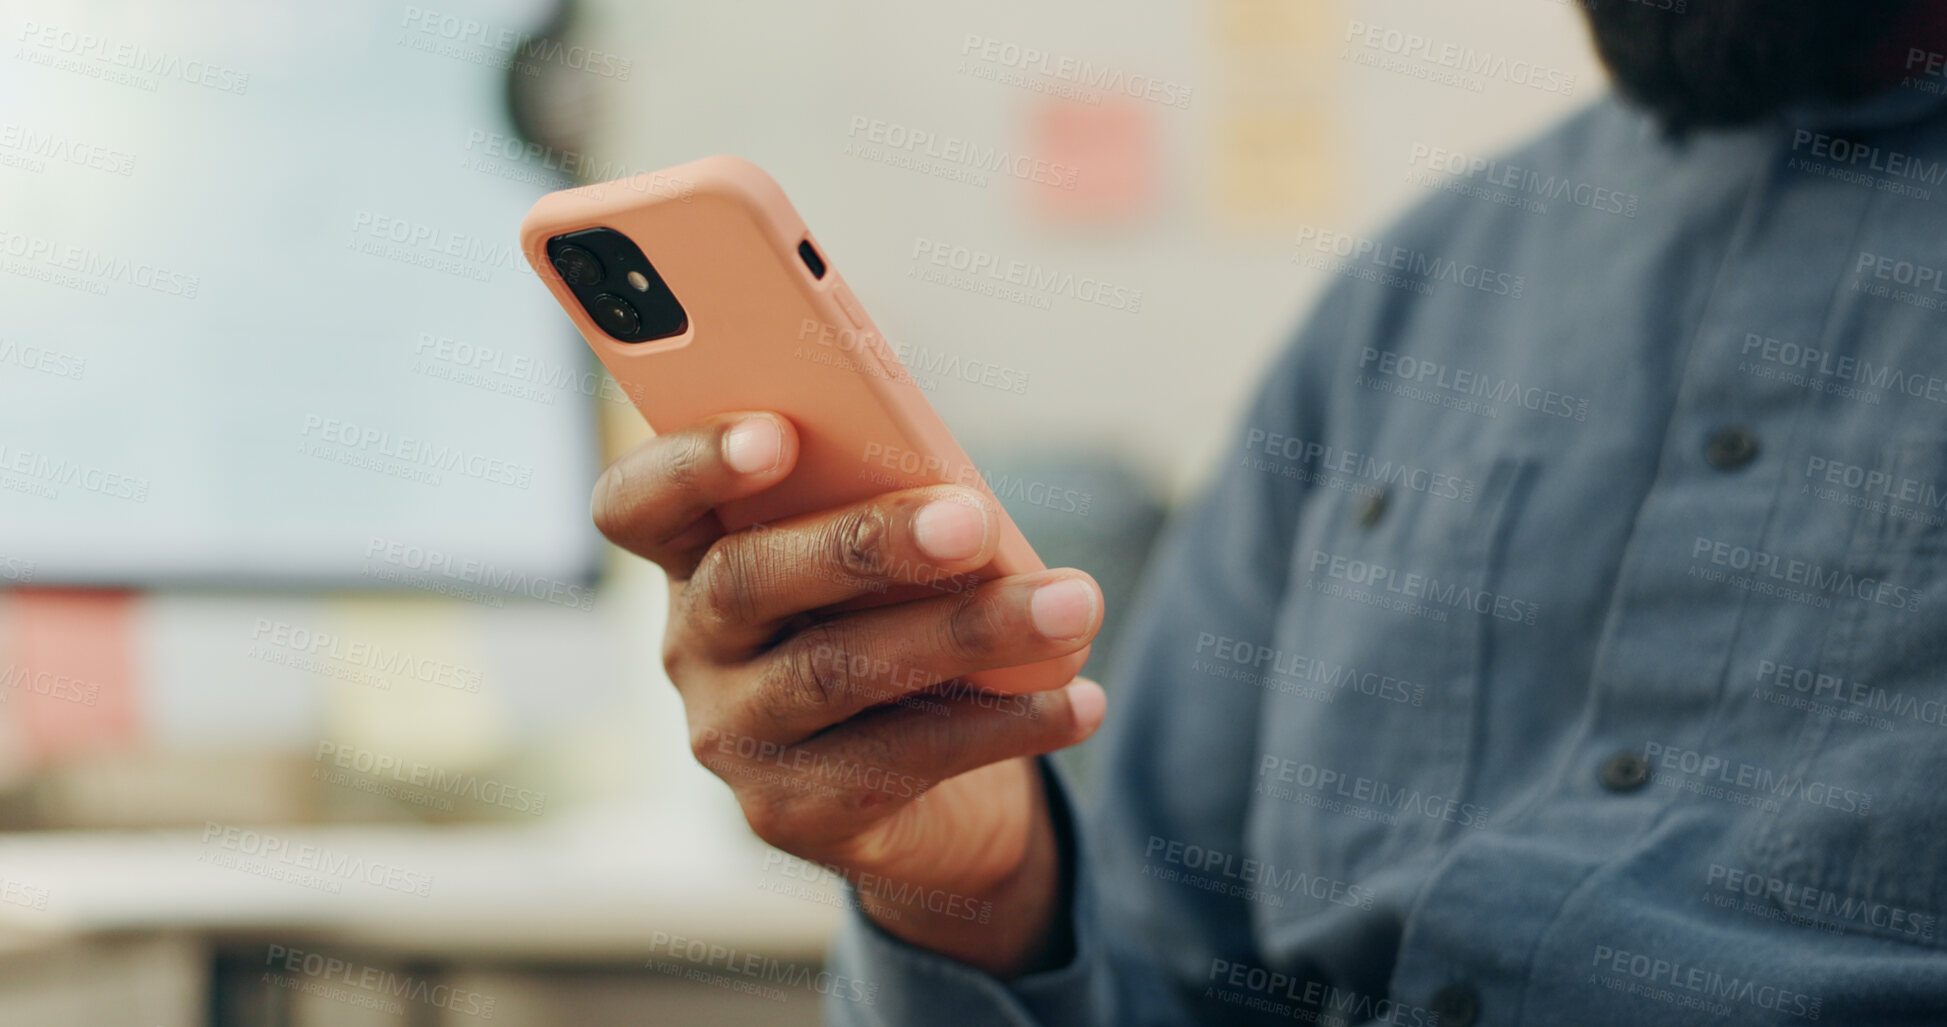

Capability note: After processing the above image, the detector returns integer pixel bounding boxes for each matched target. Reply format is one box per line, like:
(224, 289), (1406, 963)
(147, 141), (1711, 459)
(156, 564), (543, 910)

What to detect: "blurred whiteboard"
(0, 0), (603, 586)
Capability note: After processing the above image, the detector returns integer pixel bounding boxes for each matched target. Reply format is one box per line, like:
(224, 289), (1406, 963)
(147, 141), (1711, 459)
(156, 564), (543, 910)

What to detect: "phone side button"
(830, 283), (898, 380)
(833, 285), (870, 329)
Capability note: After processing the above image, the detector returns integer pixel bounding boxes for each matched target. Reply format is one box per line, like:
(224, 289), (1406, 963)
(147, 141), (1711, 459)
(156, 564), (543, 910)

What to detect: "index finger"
(591, 412), (799, 580)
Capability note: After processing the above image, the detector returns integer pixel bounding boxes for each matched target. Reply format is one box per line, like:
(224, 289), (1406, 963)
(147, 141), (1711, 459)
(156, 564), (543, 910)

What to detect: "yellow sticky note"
(1212, 107), (1342, 229)
(1215, 0), (1342, 56)
(320, 596), (505, 771)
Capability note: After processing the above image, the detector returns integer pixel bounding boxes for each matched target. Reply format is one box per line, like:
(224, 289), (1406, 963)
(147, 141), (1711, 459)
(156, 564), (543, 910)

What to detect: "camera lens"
(551, 244), (605, 286)
(589, 293), (642, 338)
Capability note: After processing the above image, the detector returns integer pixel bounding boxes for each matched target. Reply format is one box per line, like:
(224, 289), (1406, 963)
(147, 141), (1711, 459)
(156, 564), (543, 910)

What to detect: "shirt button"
(1599, 750), (1650, 792)
(1704, 427), (1759, 471)
(1431, 983), (1481, 1027)
(1356, 488), (1389, 528)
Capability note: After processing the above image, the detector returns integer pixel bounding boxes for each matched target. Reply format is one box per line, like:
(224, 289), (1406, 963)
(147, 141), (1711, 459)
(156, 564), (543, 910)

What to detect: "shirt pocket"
(1244, 455), (1536, 926)
(1746, 434), (1947, 947)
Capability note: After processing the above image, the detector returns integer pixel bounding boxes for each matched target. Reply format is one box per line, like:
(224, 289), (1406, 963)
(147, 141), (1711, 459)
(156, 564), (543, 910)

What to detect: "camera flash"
(627, 271), (650, 292)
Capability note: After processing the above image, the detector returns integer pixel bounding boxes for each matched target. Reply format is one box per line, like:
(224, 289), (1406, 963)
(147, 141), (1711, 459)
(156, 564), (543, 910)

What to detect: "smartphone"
(519, 155), (1087, 695)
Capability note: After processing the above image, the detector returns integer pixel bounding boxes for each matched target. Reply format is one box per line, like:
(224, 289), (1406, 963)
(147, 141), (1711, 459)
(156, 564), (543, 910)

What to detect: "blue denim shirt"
(827, 84), (1947, 1026)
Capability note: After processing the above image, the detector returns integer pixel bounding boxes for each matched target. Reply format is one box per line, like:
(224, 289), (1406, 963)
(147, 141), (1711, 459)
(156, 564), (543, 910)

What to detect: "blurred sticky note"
(1215, 0), (1340, 56)
(323, 595), (505, 769)
(1213, 107), (1340, 228)
(1028, 98), (1154, 224)
(4, 589), (140, 761)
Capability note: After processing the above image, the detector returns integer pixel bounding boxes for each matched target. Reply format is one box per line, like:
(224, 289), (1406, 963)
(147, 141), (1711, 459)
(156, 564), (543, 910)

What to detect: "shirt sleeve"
(823, 292), (1348, 1026)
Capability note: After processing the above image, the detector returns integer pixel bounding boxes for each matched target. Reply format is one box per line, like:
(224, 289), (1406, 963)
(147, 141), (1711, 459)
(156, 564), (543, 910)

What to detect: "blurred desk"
(0, 805), (839, 1024)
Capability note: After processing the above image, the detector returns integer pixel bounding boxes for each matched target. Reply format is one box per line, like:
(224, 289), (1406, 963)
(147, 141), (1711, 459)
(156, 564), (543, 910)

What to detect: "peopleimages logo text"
(1690, 536), (1923, 611)
(1741, 331), (1947, 404)
(845, 117), (1078, 189)
(1308, 549), (1541, 625)
(1342, 20), (1578, 95)
(959, 34), (1193, 109)
(363, 538), (595, 609)
(1357, 348), (1586, 420)
(1297, 226), (1527, 299)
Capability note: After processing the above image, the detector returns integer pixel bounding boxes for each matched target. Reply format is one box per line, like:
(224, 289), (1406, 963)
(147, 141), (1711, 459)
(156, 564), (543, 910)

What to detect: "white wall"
(573, 0), (1605, 496)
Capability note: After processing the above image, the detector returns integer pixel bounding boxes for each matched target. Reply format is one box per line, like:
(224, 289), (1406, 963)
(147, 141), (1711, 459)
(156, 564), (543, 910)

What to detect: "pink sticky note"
(6, 589), (140, 762)
(1027, 96), (1154, 223)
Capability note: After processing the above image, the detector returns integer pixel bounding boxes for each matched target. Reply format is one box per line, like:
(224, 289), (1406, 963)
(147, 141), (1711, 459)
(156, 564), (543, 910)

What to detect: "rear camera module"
(546, 227), (688, 343)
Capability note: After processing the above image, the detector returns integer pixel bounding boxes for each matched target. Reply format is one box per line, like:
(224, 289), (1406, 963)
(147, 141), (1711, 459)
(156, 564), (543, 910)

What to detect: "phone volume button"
(833, 285), (869, 329)
(830, 284), (900, 381)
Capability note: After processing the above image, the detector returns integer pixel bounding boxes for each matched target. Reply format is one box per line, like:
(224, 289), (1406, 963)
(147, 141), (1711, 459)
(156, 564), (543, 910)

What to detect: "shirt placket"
(1385, 125), (1880, 1026)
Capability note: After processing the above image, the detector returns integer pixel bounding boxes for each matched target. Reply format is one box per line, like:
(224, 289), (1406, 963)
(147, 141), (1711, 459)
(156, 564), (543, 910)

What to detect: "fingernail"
(1066, 679), (1106, 733)
(1029, 578), (1096, 641)
(723, 419), (782, 474)
(913, 497), (988, 562)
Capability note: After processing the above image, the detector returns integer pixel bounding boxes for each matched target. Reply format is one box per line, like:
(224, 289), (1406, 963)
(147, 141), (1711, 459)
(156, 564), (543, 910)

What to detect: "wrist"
(856, 761), (1073, 980)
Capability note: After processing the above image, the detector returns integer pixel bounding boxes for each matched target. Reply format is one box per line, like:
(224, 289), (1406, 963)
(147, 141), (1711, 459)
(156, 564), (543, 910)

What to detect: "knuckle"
(657, 431), (716, 496)
(689, 542), (761, 631)
(589, 430), (714, 544)
(588, 464), (632, 541)
(739, 791), (804, 848)
(685, 723), (721, 768)
(732, 783), (817, 849)
(764, 632), (848, 718)
(827, 507), (892, 579)
(1036, 689), (1078, 735)
(683, 720), (825, 848)
(943, 591), (1010, 662)
(660, 634), (692, 684)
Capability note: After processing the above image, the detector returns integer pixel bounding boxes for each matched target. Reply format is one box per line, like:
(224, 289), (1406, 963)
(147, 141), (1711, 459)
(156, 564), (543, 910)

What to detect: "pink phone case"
(520, 155), (1088, 694)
